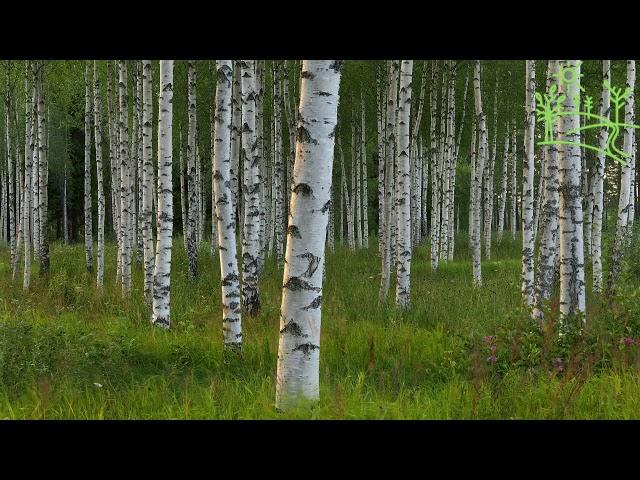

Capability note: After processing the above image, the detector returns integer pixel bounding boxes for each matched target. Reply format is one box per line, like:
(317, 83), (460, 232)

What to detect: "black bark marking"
(302, 295), (322, 311)
(297, 251), (321, 277)
(296, 125), (317, 145)
(293, 183), (313, 196)
(280, 321), (307, 337)
(288, 224), (302, 238)
(293, 343), (320, 355)
(283, 277), (321, 292)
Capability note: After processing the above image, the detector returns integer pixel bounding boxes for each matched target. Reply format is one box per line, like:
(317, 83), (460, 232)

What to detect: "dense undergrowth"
(1, 231), (640, 419)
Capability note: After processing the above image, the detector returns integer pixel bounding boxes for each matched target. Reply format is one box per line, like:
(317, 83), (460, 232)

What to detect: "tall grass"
(1, 233), (640, 419)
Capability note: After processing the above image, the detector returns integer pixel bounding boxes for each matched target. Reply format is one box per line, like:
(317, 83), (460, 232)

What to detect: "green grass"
(1, 233), (640, 419)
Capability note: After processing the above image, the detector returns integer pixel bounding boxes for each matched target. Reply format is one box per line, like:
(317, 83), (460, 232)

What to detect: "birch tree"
(592, 60), (610, 294)
(379, 60), (398, 301)
(22, 62), (33, 290)
(276, 59), (342, 411)
(151, 60), (174, 329)
(36, 63), (48, 275)
(186, 60), (198, 280)
(608, 60), (635, 296)
(141, 60), (155, 302)
(557, 60), (586, 322)
(93, 61), (106, 288)
(534, 60), (561, 317)
(118, 60), (132, 295)
(240, 59), (261, 315)
(212, 60), (242, 349)
(521, 60), (536, 307)
(395, 60), (413, 308)
(471, 60), (486, 287)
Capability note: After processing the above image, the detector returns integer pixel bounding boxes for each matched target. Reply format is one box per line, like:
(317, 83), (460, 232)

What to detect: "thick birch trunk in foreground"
(558, 60), (586, 322)
(592, 60), (610, 294)
(395, 60), (413, 308)
(151, 60), (174, 329)
(276, 59), (342, 411)
(608, 60), (635, 297)
(472, 60), (486, 287)
(240, 59), (261, 316)
(84, 62), (94, 273)
(142, 60), (155, 302)
(186, 61), (198, 280)
(93, 61), (106, 288)
(521, 60), (536, 307)
(534, 60), (560, 317)
(213, 60), (242, 349)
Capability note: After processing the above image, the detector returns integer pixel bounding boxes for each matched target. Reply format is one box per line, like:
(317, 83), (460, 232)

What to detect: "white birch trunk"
(186, 61), (198, 280)
(534, 60), (561, 317)
(430, 61), (440, 271)
(592, 60), (610, 294)
(142, 60), (155, 302)
(93, 61), (106, 288)
(84, 60), (93, 273)
(395, 60), (413, 308)
(472, 60), (486, 287)
(151, 60), (174, 329)
(213, 60), (242, 349)
(36, 64), (48, 275)
(380, 60), (398, 301)
(118, 60), (132, 295)
(275, 59), (341, 411)
(521, 60), (536, 307)
(608, 60), (635, 296)
(557, 60), (586, 322)
(240, 59), (261, 315)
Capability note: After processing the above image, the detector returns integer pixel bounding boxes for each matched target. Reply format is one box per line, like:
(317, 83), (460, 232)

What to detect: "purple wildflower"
(486, 355), (497, 364)
(552, 357), (564, 373)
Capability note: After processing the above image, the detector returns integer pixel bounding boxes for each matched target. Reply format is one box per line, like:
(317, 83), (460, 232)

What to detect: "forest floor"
(1, 233), (640, 419)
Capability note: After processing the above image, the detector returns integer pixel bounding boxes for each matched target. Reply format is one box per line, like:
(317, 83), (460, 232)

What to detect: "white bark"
(430, 61), (440, 271)
(186, 61), (198, 280)
(592, 60), (610, 294)
(93, 61), (106, 288)
(608, 60), (635, 296)
(151, 60), (174, 329)
(395, 60), (413, 308)
(521, 60), (536, 307)
(36, 65), (48, 275)
(22, 62), (33, 290)
(534, 61), (561, 317)
(275, 60), (342, 411)
(472, 60), (486, 287)
(118, 60), (132, 295)
(213, 60), (242, 349)
(240, 59), (261, 316)
(360, 90), (369, 249)
(557, 60), (586, 321)
(142, 60), (155, 302)
(380, 60), (398, 301)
